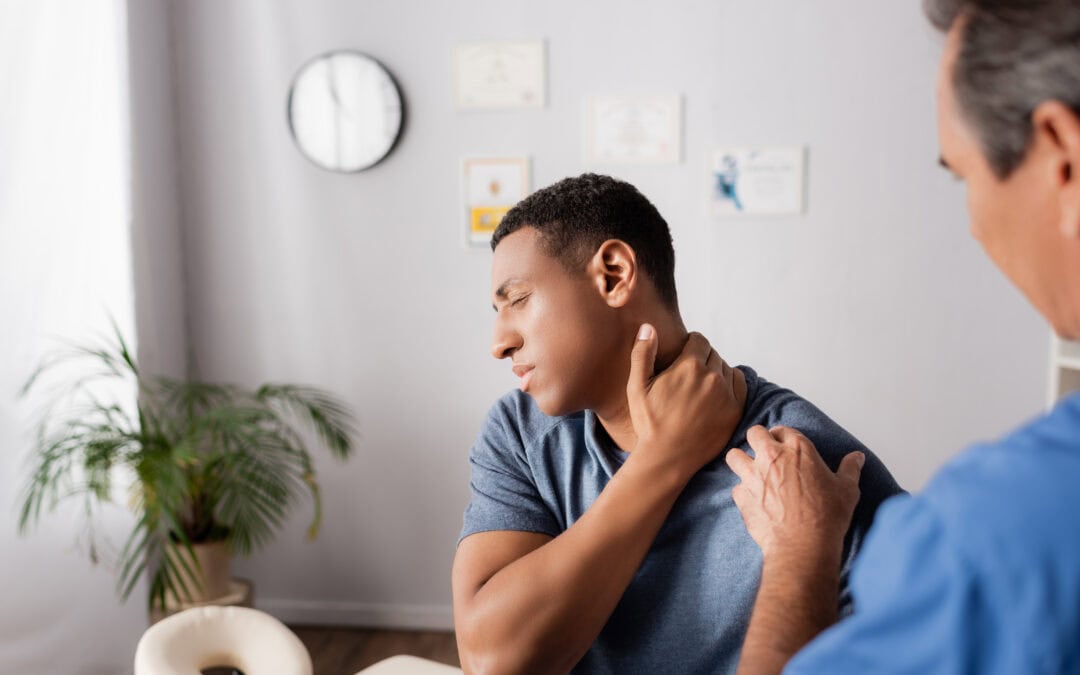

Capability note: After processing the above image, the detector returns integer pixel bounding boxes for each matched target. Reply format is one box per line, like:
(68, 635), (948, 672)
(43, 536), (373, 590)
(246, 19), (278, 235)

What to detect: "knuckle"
(731, 485), (745, 504)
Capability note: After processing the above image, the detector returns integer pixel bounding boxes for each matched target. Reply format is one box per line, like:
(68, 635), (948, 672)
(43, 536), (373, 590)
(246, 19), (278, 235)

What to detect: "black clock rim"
(285, 48), (407, 174)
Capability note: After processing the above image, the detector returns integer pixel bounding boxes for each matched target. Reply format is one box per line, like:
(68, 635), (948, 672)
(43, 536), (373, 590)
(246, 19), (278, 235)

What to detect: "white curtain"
(0, 1), (143, 673)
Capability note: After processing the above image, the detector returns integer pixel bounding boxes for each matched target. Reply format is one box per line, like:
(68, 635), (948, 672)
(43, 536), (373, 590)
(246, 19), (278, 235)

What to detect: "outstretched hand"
(626, 324), (747, 482)
(726, 425), (863, 562)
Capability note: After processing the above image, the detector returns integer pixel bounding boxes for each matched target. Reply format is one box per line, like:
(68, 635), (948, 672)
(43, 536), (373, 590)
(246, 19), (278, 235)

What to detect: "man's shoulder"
(925, 394), (1080, 530)
(737, 365), (863, 456)
(893, 394), (1080, 600)
(838, 397), (1080, 667)
(739, 365), (837, 429)
(736, 365), (905, 508)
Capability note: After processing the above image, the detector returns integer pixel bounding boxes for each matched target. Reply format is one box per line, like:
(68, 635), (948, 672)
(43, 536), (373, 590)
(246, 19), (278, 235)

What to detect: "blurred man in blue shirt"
(727, 0), (1080, 672)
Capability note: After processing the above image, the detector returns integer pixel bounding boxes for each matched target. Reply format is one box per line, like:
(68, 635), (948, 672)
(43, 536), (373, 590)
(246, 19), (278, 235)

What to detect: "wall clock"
(287, 50), (404, 172)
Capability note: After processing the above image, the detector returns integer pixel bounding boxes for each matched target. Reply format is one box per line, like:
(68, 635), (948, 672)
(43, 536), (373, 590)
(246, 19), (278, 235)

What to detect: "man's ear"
(587, 239), (637, 308)
(1033, 101), (1080, 239)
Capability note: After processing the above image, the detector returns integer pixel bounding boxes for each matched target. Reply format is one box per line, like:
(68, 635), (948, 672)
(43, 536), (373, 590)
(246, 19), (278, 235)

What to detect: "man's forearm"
(456, 452), (689, 674)
(736, 551), (842, 675)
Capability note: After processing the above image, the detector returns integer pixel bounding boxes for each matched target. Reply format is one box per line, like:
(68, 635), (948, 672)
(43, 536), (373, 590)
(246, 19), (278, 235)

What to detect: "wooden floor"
(289, 625), (460, 675)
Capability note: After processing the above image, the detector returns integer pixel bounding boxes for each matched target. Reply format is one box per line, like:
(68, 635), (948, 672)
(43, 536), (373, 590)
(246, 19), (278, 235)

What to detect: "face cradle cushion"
(134, 606), (313, 675)
(134, 605), (463, 674)
(353, 655), (463, 674)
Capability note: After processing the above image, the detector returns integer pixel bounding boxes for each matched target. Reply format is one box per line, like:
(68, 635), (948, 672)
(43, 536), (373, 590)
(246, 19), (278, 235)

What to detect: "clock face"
(287, 51), (404, 172)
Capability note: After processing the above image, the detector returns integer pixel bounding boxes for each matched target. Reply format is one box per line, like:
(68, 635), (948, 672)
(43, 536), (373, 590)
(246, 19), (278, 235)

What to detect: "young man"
(728, 1), (1080, 673)
(452, 173), (903, 673)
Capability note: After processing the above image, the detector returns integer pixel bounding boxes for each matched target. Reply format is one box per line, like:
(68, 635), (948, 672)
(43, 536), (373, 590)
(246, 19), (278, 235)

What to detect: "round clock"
(287, 50), (404, 172)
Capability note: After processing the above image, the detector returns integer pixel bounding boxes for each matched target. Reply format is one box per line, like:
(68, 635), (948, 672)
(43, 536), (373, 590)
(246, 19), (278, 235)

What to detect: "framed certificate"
(585, 95), (682, 165)
(710, 147), (806, 216)
(462, 157), (531, 246)
(454, 40), (546, 109)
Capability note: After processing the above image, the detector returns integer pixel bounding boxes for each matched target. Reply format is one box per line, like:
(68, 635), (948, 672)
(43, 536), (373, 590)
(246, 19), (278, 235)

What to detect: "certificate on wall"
(463, 157), (530, 246)
(454, 40), (546, 109)
(584, 95), (682, 165)
(710, 147), (806, 216)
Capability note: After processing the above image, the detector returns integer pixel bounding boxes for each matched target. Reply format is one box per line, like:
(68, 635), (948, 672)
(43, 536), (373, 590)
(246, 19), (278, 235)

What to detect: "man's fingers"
(704, 348), (736, 391)
(746, 425), (781, 463)
(838, 451), (865, 485)
(708, 348), (729, 375)
(725, 447), (755, 480)
(679, 332), (712, 365)
(627, 323), (659, 400)
(769, 425), (810, 446)
(731, 483), (748, 511)
(746, 425), (771, 445)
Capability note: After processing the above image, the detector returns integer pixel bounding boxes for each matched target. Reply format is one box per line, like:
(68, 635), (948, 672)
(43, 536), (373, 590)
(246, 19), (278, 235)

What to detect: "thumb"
(627, 323), (658, 401)
(838, 451), (865, 486)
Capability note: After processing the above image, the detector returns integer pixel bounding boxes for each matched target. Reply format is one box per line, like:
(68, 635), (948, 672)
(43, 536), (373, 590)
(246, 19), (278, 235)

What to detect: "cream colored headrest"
(134, 605), (312, 675)
(354, 655), (462, 675)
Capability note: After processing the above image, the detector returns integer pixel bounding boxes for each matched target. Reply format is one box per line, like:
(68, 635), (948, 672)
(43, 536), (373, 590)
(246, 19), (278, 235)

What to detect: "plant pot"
(165, 540), (232, 604)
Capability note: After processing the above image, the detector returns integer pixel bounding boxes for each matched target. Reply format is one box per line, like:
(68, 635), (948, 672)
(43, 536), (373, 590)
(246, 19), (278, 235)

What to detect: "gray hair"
(924, 0), (1080, 178)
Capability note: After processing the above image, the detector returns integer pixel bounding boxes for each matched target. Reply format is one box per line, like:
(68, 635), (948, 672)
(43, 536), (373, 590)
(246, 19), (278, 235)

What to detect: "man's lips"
(512, 364), (535, 391)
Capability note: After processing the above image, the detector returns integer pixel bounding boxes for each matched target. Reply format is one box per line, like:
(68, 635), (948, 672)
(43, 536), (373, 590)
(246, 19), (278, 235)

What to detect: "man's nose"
(490, 322), (520, 360)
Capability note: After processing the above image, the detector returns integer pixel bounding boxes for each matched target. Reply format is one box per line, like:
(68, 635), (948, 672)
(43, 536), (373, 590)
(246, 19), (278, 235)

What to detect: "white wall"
(145, 0), (1048, 630)
(129, 0), (190, 381)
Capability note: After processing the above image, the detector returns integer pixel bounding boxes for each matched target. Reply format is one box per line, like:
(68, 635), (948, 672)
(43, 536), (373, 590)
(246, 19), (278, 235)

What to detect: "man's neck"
(594, 318), (690, 453)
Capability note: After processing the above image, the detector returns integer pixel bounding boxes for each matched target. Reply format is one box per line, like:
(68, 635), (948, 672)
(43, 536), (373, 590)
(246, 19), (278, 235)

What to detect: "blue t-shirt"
(460, 366), (904, 674)
(787, 391), (1080, 675)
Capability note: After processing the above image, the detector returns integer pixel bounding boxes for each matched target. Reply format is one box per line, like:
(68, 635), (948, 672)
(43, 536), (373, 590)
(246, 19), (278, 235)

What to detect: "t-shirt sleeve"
(759, 390), (903, 514)
(785, 494), (981, 674)
(459, 399), (561, 543)
(755, 386), (905, 615)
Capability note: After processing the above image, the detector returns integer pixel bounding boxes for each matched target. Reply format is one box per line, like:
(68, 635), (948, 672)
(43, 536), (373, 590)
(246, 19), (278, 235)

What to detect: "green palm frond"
(18, 328), (357, 612)
(257, 384), (358, 458)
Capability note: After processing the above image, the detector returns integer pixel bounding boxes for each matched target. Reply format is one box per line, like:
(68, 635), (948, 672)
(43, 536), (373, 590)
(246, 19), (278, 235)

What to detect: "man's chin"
(528, 391), (584, 418)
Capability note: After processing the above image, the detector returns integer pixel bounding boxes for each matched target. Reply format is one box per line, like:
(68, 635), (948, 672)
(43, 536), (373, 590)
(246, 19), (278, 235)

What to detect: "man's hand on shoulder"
(627, 324), (748, 482)
(726, 425), (863, 564)
(725, 425), (864, 675)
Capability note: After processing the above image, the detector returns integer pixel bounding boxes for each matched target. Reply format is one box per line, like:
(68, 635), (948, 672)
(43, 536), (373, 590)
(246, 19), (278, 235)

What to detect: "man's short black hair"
(925, 0), (1080, 178)
(491, 173), (679, 310)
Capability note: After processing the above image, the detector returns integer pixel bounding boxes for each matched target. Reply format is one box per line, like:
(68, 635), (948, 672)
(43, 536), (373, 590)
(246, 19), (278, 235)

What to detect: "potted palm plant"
(17, 325), (356, 613)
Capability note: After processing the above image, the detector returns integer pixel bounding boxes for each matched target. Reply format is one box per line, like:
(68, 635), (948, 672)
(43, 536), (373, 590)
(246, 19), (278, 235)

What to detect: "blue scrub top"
(788, 392), (1080, 674)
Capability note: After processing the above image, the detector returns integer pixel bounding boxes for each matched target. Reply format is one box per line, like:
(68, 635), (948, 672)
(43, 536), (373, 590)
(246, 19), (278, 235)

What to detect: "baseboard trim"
(259, 598), (455, 631)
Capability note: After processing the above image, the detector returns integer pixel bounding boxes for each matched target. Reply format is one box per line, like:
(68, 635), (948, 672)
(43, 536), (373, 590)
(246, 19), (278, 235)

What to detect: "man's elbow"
(456, 636), (521, 674)
(455, 612), (569, 675)
(455, 613), (527, 675)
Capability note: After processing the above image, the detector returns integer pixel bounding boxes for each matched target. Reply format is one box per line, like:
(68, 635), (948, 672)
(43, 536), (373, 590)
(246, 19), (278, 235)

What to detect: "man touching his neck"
(452, 173), (902, 674)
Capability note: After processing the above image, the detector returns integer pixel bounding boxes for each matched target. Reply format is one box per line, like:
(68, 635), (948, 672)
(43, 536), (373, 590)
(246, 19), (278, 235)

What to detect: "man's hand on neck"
(653, 319), (690, 373)
(598, 324), (748, 477)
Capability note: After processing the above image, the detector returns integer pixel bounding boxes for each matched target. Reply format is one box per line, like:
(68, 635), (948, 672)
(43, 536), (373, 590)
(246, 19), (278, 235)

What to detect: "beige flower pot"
(165, 541), (232, 604)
